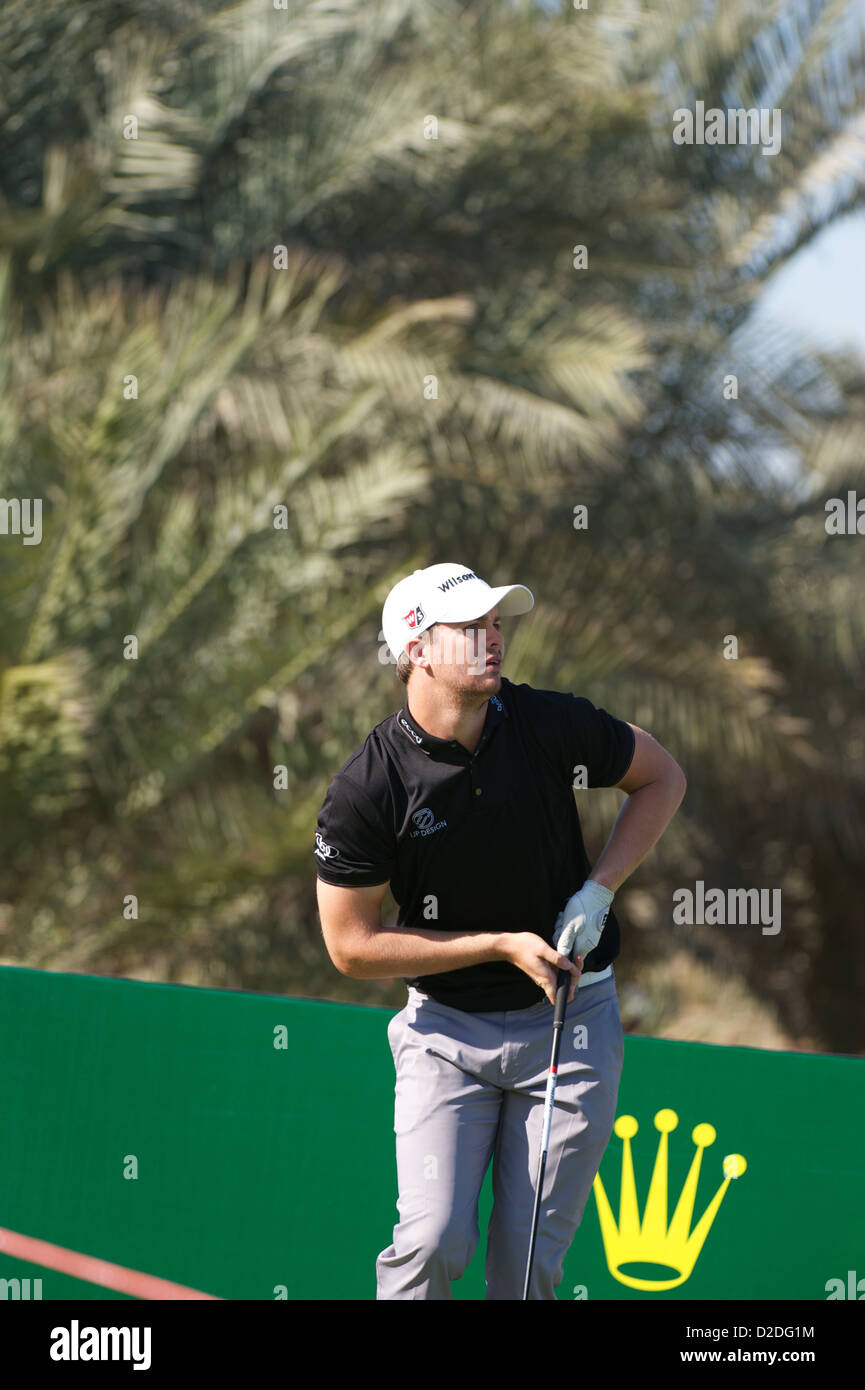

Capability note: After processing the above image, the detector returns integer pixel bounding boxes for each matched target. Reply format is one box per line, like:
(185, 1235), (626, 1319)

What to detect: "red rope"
(0, 1225), (221, 1300)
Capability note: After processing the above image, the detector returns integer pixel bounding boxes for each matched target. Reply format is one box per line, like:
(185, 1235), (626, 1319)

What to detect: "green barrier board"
(0, 966), (862, 1300)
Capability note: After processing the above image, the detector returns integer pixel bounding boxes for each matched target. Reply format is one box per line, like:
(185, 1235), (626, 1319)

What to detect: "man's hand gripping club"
(552, 879), (614, 976)
(501, 881), (613, 1006)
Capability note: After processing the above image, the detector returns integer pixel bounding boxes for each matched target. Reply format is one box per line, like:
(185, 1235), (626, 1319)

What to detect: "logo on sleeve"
(314, 832), (340, 860)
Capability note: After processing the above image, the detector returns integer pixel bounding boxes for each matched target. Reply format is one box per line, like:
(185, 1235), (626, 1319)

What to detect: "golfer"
(314, 563), (686, 1299)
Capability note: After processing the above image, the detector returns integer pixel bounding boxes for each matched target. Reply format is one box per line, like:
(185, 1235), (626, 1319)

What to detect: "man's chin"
(467, 666), (502, 691)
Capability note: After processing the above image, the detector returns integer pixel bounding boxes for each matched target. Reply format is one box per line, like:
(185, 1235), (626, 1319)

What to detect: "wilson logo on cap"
(436, 571), (476, 592)
(403, 604), (424, 629)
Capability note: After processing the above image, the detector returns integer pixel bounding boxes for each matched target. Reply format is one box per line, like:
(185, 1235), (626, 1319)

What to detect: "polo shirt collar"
(395, 688), (507, 756)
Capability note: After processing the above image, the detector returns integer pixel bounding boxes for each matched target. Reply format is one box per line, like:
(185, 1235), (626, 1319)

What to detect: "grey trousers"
(375, 972), (624, 1300)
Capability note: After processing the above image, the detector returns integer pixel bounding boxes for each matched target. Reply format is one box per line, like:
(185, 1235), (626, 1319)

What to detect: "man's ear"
(410, 626), (436, 671)
(407, 636), (427, 670)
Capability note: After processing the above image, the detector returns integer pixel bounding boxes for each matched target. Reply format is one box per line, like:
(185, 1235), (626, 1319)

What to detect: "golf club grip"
(553, 965), (571, 1028)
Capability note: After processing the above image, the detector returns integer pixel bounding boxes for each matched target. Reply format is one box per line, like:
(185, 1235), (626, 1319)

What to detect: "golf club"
(521, 916), (582, 1300)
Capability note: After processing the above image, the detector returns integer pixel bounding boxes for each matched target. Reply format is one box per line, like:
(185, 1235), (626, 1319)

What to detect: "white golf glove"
(553, 879), (614, 961)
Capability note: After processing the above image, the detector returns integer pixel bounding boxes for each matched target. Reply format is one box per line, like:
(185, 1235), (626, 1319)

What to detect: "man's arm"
(316, 878), (503, 977)
(588, 724), (686, 892)
(315, 878), (580, 1005)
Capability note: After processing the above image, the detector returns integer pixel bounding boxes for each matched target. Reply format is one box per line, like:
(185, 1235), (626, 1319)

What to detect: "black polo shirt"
(313, 677), (635, 1012)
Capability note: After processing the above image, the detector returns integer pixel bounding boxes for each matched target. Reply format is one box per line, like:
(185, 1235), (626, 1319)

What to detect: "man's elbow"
(321, 927), (371, 978)
(323, 939), (358, 977)
(670, 764), (687, 804)
(331, 951), (366, 978)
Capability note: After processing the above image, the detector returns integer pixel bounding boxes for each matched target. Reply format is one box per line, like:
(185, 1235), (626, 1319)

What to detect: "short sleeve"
(563, 696), (635, 787)
(313, 773), (396, 887)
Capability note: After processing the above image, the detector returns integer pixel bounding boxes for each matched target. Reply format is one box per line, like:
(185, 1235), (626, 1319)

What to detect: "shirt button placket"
(470, 754), (482, 799)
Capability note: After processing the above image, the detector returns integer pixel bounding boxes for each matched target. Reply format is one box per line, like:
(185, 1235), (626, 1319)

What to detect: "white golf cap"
(382, 562), (534, 662)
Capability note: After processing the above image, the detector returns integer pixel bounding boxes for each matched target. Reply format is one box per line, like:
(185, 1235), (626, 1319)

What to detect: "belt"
(577, 964), (612, 989)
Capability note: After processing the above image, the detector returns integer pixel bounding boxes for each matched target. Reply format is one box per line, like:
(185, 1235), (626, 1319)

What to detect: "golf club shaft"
(522, 963), (572, 1299)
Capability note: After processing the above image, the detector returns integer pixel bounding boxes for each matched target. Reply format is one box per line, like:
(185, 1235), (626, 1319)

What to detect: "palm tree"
(0, 0), (863, 1049)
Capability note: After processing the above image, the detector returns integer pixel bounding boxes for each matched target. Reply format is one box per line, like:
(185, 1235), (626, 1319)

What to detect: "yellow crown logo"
(593, 1108), (747, 1291)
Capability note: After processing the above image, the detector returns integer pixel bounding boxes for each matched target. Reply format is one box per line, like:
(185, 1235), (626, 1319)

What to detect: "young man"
(314, 562), (686, 1300)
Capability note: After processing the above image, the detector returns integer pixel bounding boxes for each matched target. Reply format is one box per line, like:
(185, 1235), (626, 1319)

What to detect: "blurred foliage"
(0, 0), (863, 1052)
